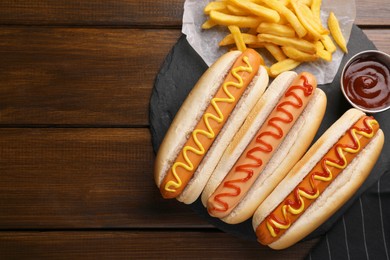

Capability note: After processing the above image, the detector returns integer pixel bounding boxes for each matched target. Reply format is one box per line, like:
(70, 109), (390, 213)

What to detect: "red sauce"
(209, 75), (313, 214)
(343, 55), (390, 110)
(257, 116), (379, 244)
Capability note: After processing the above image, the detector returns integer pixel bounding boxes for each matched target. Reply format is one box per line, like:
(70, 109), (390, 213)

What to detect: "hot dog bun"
(155, 49), (269, 203)
(202, 72), (327, 224)
(201, 71), (298, 206)
(253, 109), (385, 250)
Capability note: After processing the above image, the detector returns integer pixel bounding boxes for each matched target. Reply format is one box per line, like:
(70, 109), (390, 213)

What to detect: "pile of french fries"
(202, 0), (348, 77)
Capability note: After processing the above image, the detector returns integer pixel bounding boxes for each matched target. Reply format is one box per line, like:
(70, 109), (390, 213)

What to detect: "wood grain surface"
(0, 0), (389, 259)
(0, 28), (389, 126)
(0, 128), (208, 228)
(0, 28), (180, 126)
(0, 0), (388, 26)
(0, 232), (319, 259)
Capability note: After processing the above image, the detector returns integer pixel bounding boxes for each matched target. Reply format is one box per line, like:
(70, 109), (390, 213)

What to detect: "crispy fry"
(257, 22), (296, 38)
(257, 0), (307, 38)
(277, 14), (289, 25)
(277, 0), (290, 5)
(204, 1), (228, 14)
(219, 33), (259, 46)
(299, 0), (312, 6)
(229, 0), (280, 23)
(315, 41), (324, 50)
(209, 10), (261, 28)
(315, 41), (332, 61)
(291, 0), (322, 40)
(264, 43), (288, 61)
(317, 49), (332, 61)
(258, 33), (316, 54)
(311, 0), (321, 21)
(269, 59), (301, 77)
(328, 12), (348, 53)
(320, 34), (336, 53)
(203, 0), (338, 70)
(227, 4), (249, 16)
(299, 3), (328, 34)
(247, 42), (266, 48)
(202, 19), (218, 29)
(282, 46), (318, 61)
(228, 25), (247, 51)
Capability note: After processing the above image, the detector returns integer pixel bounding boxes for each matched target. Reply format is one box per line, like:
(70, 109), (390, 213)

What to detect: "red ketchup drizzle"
(210, 76), (313, 213)
(266, 116), (375, 236)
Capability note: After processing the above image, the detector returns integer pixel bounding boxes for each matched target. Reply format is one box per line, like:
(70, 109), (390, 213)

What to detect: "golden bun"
(252, 109), (385, 249)
(202, 72), (327, 224)
(155, 50), (269, 203)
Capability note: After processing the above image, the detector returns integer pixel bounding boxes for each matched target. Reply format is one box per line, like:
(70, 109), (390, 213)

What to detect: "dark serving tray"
(150, 25), (390, 242)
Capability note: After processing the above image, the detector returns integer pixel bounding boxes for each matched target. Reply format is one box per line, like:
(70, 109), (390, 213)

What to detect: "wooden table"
(0, 1), (389, 259)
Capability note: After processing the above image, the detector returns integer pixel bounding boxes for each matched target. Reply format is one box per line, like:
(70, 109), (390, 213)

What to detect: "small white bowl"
(340, 50), (390, 113)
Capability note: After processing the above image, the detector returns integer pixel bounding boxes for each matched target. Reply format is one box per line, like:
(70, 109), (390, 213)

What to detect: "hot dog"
(154, 49), (269, 204)
(252, 108), (384, 250)
(202, 71), (327, 224)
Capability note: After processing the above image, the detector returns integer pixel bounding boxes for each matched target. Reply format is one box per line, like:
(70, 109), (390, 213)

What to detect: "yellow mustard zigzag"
(164, 56), (253, 192)
(267, 118), (378, 237)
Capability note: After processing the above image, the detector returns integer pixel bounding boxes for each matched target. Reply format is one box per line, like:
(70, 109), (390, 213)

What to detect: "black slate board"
(149, 25), (390, 242)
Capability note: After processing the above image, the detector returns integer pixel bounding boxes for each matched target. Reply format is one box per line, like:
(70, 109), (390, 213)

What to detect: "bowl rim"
(340, 49), (390, 114)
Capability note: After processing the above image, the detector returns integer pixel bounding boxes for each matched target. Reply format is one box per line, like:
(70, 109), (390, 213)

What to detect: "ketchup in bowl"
(341, 50), (390, 113)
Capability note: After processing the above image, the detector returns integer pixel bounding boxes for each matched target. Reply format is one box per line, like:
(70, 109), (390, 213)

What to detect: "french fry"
(299, 3), (328, 34)
(257, 22), (296, 38)
(291, 0), (322, 40)
(202, 0), (340, 72)
(315, 41), (324, 50)
(282, 46), (318, 61)
(299, 0), (312, 6)
(328, 12), (348, 53)
(320, 34), (336, 53)
(311, 0), (322, 22)
(317, 49), (332, 61)
(209, 10), (261, 28)
(257, 0), (307, 38)
(264, 43), (288, 61)
(229, 0), (280, 23)
(315, 41), (332, 61)
(258, 33), (316, 54)
(204, 1), (228, 15)
(219, 33), (259, 46)
(269, 59), (301, 77)
(276, 0), (290, 6)
(277, 14), (289, 25)
(202, 19), (218, 29)
(228, 25), (247, 51)
(247, 42), (266, 49)
(227, 4), (249, 16)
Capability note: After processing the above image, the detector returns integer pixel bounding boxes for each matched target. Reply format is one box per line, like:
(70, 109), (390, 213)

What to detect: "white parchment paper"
(182, 0), (356, 85)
